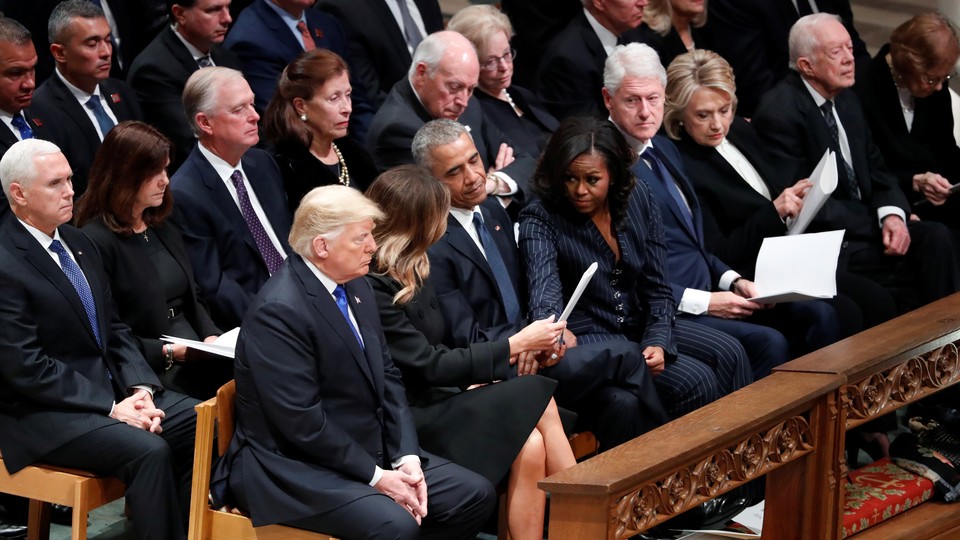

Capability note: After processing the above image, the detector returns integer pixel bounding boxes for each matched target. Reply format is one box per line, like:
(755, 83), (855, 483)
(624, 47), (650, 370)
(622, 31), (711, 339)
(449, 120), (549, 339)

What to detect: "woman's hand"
(508, 315), (566, 355)
(773, 179), (811, 220)
(912, 172), (953, 205)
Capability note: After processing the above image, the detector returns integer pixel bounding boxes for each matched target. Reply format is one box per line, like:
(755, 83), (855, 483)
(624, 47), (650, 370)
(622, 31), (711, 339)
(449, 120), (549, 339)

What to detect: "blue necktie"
(643, 145), (695, 232)
(49, 240), (102, 347)
(11, 113), (33, 140)
(333, 285), (363, 348)
(473, 212), (521, 323)
(85, 95), (115, 139)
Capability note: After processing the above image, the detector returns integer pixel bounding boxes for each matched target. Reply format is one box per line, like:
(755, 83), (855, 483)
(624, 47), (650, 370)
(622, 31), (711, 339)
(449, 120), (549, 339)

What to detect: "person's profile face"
(605, 75), (664, 143)
(0, 40), (37, 115)
(298, 71), (352, 143)
(319, 218), (378, 282)
(428, 132), (488, 210)
(564, 151), (611, 218)
(806, 20), (855, 95)
(133, 158), (171, 216)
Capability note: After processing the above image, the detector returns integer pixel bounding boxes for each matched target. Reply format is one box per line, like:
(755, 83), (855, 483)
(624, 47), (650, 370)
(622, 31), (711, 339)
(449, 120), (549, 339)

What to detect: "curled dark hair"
(75, 121), (173, 233)
(532, 116), (636, 224)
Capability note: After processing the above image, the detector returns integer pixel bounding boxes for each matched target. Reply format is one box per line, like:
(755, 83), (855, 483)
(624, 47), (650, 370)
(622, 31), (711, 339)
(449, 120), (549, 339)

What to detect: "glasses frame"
(480, 49), (517, 72)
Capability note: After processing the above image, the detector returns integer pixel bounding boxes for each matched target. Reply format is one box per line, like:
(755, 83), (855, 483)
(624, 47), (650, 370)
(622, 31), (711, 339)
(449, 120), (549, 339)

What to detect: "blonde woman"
(644, 0), (710, 65)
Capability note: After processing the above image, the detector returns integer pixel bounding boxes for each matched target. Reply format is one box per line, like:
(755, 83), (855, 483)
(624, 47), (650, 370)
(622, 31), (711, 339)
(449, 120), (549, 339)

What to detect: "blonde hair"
(367, 166), (450, 305)
(289, 185), (384, 258)
(664, 49), (737, 140)
(447, 5), (513, 57)
(644, 0), (708, 36)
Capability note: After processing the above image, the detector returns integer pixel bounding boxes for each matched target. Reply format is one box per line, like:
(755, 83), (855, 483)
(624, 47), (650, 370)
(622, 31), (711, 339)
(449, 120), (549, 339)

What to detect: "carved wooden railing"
(541, 293), (960, 540)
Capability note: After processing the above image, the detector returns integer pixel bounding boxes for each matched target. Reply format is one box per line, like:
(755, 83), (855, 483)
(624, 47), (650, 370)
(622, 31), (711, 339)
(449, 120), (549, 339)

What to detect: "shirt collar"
(301, 253), (340, 294)
(801, 76), (829, 108)
(198, 142), (246, 178)
(449, 205), (482, 230)
(55, 68), (100, 102)
(611, 118), (651, 155)
(583, 8), (618, 53)
(264, 0), (305, 27)
(18, 218), (62, 249)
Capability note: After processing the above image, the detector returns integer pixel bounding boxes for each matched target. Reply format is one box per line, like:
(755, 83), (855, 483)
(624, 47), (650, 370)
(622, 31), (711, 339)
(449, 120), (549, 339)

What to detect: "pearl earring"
(300, 113), (308, 122)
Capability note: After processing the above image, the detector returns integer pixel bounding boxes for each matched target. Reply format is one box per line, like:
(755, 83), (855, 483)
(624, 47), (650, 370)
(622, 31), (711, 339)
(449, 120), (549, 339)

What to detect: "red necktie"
(296, 21), (316, 51)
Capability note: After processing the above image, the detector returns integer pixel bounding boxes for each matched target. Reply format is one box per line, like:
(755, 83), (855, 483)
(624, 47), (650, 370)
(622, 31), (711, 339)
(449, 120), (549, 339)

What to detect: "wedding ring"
(550, 353), (558, 360)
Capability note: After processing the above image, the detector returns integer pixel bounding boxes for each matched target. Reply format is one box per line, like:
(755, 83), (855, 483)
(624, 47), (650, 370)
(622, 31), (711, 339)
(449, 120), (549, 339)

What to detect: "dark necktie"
(85, 96), (115, 139)
(642, 145), (695, 231)
(11, 113), (33, 140)
(819, 100), (861, 200)
(795, 0), (814, 17)
(296, 21), (316, 51)
(472, 212), (521, 324)
(229, 170), (285, 274)
(197, 55), (213, 68)
(395, 0), (424, 51)
(333, 285), (363, 348)
(49, 239), (102, 347)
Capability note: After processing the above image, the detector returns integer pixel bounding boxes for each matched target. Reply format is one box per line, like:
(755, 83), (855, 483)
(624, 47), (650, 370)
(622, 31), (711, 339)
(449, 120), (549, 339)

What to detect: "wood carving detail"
(844, 343), (959, 425)
(612, 416), (814, 539)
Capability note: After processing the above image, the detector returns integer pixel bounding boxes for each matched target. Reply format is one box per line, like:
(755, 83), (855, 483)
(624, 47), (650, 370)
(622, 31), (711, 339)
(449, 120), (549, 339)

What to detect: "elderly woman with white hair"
(447, 5), (559, 158)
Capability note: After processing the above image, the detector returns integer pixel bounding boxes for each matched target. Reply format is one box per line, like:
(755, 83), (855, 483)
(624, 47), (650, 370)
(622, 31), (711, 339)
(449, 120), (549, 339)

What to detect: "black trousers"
(40, 391), (198, 540)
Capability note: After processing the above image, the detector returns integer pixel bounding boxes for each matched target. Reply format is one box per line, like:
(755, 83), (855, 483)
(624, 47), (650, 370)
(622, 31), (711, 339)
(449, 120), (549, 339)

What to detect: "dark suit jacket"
(536, 11), (664, 121)
(127, 26), (242, 171)
(271, 136), (378, 213)
(80, 219), (221, 374)
(0, 219), (168, 474)
(675, 117), (790, 275)
(427, 201), (524, 349)
(705, 0), (869, 117)
(170, 145), (292, 330)
(633, 135), (733, 303)
(501, 0), (582, 88)
(315, 0), (443, 109)
(0, 109), (45, 222)
(855, 44), (960, 205)
(223, 0), (374, 142)
(214, 255), (421, 526)
(367, 79), (535, 197)
(475, 85), (558, 159)
(30, 75), (143, 197)
(517, 185), (677, 354)
(752, 71), (910, 241)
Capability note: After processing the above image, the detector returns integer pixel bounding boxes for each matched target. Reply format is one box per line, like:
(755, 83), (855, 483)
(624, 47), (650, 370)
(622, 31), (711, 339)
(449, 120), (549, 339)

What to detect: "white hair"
(289, 185), (384, 258)
(788, 13), (844, 71)
(0, 139), (63, 199)
(604, 43), (667, 95)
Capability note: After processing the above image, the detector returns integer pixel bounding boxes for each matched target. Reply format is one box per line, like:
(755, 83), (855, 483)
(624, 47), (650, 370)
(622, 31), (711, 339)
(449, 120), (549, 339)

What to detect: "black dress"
(367, 273), (555, 485)
(271, 136), (379, 213)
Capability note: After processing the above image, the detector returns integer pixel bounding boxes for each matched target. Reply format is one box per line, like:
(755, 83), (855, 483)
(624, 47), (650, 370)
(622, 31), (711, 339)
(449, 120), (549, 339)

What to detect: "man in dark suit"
(171, 67), (292, 329)
(127, 0), (240, 172)
(212, 184), (495, 537)
(536, 0), (664, 121)
(316, 0), (443, 109)
(368, 31), (535, 216)
(222, 0), (373, 143)
(0, 139), (198, 540)
(29, 0), (142, 199)
(501, 0), (581, 88)
(605, 43), (844, 378)
(412, 119), (672, 449)
(706, 0), (869, 117)
(752, 14), (960, 310)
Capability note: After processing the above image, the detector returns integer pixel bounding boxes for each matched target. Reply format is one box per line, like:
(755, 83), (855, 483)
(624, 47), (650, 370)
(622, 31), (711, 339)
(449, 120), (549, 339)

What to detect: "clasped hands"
(110, 389), (165, 433)
(374, 462), (429, 524)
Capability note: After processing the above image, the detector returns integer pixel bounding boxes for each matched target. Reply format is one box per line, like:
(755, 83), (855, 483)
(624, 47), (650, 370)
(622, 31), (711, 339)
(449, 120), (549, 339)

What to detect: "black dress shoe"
(0, 519), (27, 540)
(50, 503), (73, 526)
(700, 495), (752, 530)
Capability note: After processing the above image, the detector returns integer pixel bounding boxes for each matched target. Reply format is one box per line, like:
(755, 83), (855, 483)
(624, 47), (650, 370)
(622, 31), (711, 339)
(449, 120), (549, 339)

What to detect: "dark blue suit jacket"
(223, 0), (373, 142)
(427, 201), (523, 348)
(633, 135), (732, 303)
(170, 145), (292, 329)
(213, 255), (422, 526)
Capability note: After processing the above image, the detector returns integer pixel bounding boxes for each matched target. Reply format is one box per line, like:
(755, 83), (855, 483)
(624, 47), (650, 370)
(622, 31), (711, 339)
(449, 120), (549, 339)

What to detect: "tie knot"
(197, 55), (213, 68)
(820, 100), (834, 116)
(230, 169), (243, 187)
(472, 211), (484, 228)
(49, 239), (67, 256)
(86, 95), (101, 109)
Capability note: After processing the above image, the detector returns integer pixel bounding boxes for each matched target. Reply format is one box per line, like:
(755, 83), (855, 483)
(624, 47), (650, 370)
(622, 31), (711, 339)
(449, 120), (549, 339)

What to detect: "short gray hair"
(182, 67), (247, 136)
(289, 185), (385, 258)
(48, 0), (104, 44)
(408, 31), (449, 80)
(604, 43), (666, 95)
(0, 17), (31, 45)
(0, 139), (63, 199)
(788, 13), (844, 71)
(412, 119), (470, 171)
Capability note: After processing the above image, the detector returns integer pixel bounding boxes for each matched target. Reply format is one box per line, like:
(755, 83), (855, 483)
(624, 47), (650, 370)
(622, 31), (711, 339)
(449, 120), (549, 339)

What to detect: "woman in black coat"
(263, 49), (378, 213)
(365, 166), (574, 540)
(76, 121), (229, 399)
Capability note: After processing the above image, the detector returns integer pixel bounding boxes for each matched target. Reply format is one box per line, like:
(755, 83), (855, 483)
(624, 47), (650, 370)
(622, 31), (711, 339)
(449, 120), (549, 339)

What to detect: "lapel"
(293, 256), (376, 391)
(191, 147), (265, 258)
(162, 27), (203, 75)
(444, 213), (498, 289)
(99, 80), (126, 120)
(367, 0), (410, 63)
(834, 90), (870, 197)
(7, 223), (104, 349)
(0, 120), (18, 150)
(255, 0), (303, 59)
(398, 80), (433, 124)
(634, 150), (700, 243)
(345, 279), (384, 397)
(574, 11), (607, 67)
(44, 75), (100, 145)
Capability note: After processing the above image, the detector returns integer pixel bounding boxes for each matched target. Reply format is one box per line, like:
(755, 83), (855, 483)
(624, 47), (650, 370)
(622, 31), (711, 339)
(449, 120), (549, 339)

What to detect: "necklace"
(501, 89), (523, 117)
(136, 227), (149, 242)
(332, 142), (350, 187)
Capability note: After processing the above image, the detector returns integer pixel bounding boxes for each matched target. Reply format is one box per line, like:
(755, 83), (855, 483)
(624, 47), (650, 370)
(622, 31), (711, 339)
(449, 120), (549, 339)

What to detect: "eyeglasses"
(480, 49), (516, 72)
(923, 71), (955, 87)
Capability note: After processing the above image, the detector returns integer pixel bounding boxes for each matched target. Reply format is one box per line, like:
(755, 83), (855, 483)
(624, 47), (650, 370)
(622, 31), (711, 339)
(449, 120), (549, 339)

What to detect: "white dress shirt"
(583, 8), (618, 57)
(172, 25), (215, 65)
(717, 138), (772, 200)
(55, 69), (119, 141)
(384, 0), (428, 55)
(449, 206), (487, 259)
(0, 109), (25, 142)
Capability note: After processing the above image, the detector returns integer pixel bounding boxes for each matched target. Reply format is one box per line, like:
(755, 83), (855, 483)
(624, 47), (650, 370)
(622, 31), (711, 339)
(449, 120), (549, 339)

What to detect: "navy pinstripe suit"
(518, 181), (752, 420)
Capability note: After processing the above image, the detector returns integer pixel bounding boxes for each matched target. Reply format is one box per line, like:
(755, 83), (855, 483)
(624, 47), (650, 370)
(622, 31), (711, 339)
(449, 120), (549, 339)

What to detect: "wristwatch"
(163, 344), (175, 372)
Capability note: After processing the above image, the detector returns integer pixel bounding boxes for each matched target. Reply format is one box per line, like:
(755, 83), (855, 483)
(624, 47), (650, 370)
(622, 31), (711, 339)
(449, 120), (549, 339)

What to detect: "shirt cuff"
(392, 454), (421, 469)
(369, 466), (384, 487)
(678, 288), (711, 315)
(131, 384), (155, 398)
(490, 172), (518, 195)
(877, 206), (906, 228)
(718, 270), (741, 292)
